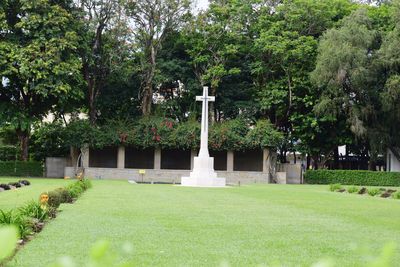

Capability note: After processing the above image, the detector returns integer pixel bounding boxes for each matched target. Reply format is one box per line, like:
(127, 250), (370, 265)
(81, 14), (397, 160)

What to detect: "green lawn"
(4, 180), (400, 266)
(0, 177), (71, 211)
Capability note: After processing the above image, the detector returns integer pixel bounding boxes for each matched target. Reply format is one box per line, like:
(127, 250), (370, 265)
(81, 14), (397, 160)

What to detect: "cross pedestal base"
(181, 156), (226, 187)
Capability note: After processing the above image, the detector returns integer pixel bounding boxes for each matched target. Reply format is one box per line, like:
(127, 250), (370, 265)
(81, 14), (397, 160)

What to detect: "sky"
(195, 0), (209, 11)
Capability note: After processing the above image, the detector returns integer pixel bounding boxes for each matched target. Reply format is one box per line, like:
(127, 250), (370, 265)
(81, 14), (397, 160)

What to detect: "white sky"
(195, 0), (209, 11)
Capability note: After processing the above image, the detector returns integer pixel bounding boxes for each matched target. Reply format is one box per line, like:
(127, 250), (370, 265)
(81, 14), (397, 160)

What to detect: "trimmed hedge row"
(304, 170), (400, 186)
(0, 161), (43, 177)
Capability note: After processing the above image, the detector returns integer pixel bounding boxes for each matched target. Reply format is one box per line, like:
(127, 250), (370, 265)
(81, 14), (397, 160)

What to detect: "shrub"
(392, 191), (400, 199)
(66, 179), (92, 199)
(19, 201), (48, 222)
(0, 184), (11, 190)
(329, 183), (343, 192)
(0, 210), (32, 240)
(0, 161), (43, 177)
(347, 186), (359, 193)
(8, 182), (21, 188)
(18, 180), (30, 186)
(368, 188), (381, 196)
(304, 170), (400, 186)
(47, 190), (63, 208)
(55, 188), (73, 204)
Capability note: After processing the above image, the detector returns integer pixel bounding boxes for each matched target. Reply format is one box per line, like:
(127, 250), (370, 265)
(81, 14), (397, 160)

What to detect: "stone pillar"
(82, 147), (89, 168)
(263, 148), (270, 173)
(263, 148), (271, 183)
(117, 146), (125, 169)
(190, 149), (197, 170)
(69, 146), (79, 167)
(154, 148), (161, 170)
(227, 150), (234, 172)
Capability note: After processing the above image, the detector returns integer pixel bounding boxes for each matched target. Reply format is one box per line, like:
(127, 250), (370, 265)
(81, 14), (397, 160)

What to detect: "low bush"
(392, 191), (400, 199)
(18, 180), (30, 186)
(67, 179), (92, 198)
(8, 182), (21, 188)
(329, 183), (343, 192)
(49, 190), (70, 208)
(347, 186), (359, 193)
(304, 170), (400, 186)
(46, 179), (92, 207)
(367, 188), (381, 196)
(0, 210), (32, 240)
(19, 201), (48, 222)
(0, 184), (11, 190)
(0, 161), (43, 177)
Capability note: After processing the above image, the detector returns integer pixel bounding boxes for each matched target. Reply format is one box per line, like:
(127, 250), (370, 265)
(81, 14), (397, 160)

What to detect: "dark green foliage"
(46, 187), (73, 208)
(0, 161), (43, 177)
(64, 118), (281, 151)
(30, 122), (69, 162)
(54, 188), (73, 204)
(44, 180), (91, 208)
(66, 179), (92, 199)
(305, 170), (400, 186)
(46, 190), (63, 208)
(0, 145), (17, 161)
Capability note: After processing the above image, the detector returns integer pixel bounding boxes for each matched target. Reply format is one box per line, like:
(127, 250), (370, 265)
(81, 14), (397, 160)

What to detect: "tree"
(75, 0), (130, 123)
(378, 0), (400, 150)
(127, 0), (190, 116)
(0, 0), (82, 160)
(184, 0), (243, 121)
(252, 0), (354, 163)
(311, 8), (383, 169)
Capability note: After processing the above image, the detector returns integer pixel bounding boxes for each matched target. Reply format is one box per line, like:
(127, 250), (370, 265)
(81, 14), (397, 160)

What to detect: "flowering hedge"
(64, 117), (283, 151)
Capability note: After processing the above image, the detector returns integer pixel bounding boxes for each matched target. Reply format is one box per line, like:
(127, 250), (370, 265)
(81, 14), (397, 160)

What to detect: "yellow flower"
(40, 193), (49, 204)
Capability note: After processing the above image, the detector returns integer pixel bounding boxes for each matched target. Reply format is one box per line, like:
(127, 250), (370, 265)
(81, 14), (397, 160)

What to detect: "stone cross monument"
(181, 86), (226, 187)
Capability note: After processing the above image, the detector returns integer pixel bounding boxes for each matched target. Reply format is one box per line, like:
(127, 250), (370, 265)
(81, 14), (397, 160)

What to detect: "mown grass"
(6, 180), (400, 266)
(0, 177), (71, 211)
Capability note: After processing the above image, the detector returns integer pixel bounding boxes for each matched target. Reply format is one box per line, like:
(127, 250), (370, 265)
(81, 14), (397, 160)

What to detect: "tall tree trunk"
(306, 153), (311, 169)
(141, 45), (156, 116)
(17, 129), (29, 161)
(88, 79), (97, 124)
(142, 81), (153, 116)
(312, 155), (319, 170)
(368, 160), (376, 171)
(333, 146), (339, 169)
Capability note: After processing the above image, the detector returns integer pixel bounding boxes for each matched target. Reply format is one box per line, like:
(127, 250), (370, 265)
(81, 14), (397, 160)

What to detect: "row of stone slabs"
(88, 147), (264, 171)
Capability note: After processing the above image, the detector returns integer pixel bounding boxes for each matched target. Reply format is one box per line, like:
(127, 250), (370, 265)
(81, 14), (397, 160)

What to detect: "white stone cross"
(180, 86), (225, 187)
(196, 86), (214, 157)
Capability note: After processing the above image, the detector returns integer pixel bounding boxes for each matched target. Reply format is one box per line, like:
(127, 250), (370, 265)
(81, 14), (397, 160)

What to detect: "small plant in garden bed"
(0, 210), (32, 240)
(393, 191), (400, 199)
(368, 188), (381, 197)
(329, 183), (343, 192)
(0, 184), (11, 190)
(0, 180), (31, 193)
(18, 180), (30, 186)
(347, 186), (359, 194)
(358, 187), (367, 194)
(0, 178), (92, 250)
